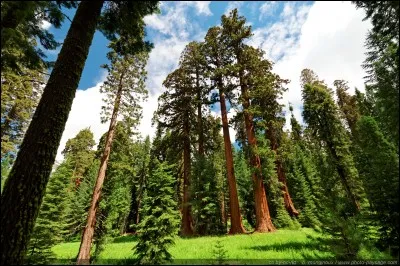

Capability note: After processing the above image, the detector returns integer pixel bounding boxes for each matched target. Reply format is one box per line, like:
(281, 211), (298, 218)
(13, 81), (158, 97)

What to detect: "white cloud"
(40, 20), (51, 30)
(56, 1), (210, 163)
(249, 1), (371, 130)
(225, 1), (244, 15)
(187, 1), (212, 16)
(55, 1), (372, 163)
(259, 1), (278, 21)
(55, 81), (109, 164)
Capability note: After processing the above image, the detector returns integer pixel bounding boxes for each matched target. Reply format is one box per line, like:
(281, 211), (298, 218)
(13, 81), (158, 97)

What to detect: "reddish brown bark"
(218, 86), (246, 234)
(196, 68), (205, 156)
(240, 79), (276, 232)
(76, 72), (124, 265)
(181, 115), (194, 236)
(266, 126), (299, 217)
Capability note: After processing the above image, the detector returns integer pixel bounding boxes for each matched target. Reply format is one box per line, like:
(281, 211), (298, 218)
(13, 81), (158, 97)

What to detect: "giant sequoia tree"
(77, 51), (149, 263)
(203, 26), (246, 234)
(221, 9), (279, 232)
(0, 2), (158, 264)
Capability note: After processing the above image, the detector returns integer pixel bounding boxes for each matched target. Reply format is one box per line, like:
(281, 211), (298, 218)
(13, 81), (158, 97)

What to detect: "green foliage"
(352, 1), (399, 148)
(212, 239), (228, 265)
(1, 156), (12, 194)
(234, 149), (255, 229)
(191, 154), (225, 235)
(1, 1), (78, 71)
(133, 160), (180, 265)
(26, 159), (73, 264)
(1, 66), (45, 162)
(301, 69), (366, 214)
(100, 51), (149, 127)
(354, 116), (399, 250)
(64, 159), (99, 241)
(256, 135), (295, 229)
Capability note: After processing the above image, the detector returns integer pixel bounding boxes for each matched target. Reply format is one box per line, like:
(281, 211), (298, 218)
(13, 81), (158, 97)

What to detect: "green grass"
(52, 228), (393, 264)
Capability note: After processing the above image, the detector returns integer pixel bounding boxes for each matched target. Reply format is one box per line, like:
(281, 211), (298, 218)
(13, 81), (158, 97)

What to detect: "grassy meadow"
(52, 228), (393, 264)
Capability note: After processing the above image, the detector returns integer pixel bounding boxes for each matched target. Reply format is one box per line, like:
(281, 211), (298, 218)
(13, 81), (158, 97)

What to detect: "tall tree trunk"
(218, 85), (246, 234)
(0, 2), (103, 264)
(76, 72), (123, 265)
(266, 126), (299, 217)
(240, 79), (276, 232)
(196, 67), (207, 235)
(196, 68), (205, 156)
(181, 116), (194, 236)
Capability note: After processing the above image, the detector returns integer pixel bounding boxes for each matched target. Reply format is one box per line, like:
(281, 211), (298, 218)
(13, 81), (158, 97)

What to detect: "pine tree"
(352, 1), (399, 149)
(133, 160), (180, 265)
(354, 116), (399, 250)
(62, 128), (96, 188)
(1, 2), (158, 263)
(1, 1), (78, 71)
(154, 66), (197, 236)
(1, 64), (45, 162)
(26, 159), (73, 264)
(126, 136), (151, 232)
(64, 159), (99, 242)
(77, 51), (149, 263)
(301, 69), (365, 215)
(280, 113), (321, 229)
(334, 80), (360, 137)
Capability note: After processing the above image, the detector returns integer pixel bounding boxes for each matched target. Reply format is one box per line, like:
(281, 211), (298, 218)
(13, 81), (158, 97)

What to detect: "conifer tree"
(133, 160), (180, 265)
(77, 51), (148, 263)
(334, 80), (360, 137)
(1, 65), (45, 162)
(354, 116), (399, 249)
(301, 69), (365, 215)
(203, 25), (246, 234)
(222, 9), (279, 232)
(1, 1), (78, 71)
(352, 1), (399, 149)
(1, 2), (159, 263)
(26, 159), (73, 264)
(154, 66), (197, 236)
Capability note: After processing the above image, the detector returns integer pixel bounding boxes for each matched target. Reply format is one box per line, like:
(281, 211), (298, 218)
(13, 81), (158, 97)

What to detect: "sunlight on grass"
(53, 228), (338, 264)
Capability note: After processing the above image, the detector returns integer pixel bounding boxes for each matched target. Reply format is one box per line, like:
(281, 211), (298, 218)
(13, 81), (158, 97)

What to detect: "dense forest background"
(1, 1), (399, 265)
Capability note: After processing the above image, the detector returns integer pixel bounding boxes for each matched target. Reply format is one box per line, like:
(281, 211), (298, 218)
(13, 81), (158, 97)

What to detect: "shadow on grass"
(244, 235), (334, 261)
(112, 234), (138, 243)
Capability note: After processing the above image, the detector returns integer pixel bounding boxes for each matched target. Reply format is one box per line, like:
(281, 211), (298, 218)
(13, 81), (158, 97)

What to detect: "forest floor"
(52, 228), (392, 264)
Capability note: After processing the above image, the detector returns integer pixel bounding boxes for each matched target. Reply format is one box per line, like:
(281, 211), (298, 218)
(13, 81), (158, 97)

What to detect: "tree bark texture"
(181, 115), (194, 236)
(0, 2), (103, 264)
(76, 71), (123, 265)
(266, 126), (299, 217)
(218, 86), (246, 234)
(240, 80), (276, 232)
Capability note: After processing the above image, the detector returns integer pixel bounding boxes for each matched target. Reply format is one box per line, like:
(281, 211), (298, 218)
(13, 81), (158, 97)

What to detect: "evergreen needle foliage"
(133, 160), (180, 265)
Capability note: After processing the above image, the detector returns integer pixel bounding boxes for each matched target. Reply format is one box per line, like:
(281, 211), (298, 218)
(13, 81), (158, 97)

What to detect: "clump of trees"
(1, 2), (398, 264)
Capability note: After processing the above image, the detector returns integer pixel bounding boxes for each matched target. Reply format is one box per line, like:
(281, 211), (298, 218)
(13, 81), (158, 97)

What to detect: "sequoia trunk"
(218, 85), (246, 234)
(266, 126), (299, 217)
(181, 113), (194, 236)
(240, 80), (276, 232)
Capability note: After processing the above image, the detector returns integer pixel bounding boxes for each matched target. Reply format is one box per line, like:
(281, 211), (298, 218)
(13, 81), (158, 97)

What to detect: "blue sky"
(47, 1), (371, 163)
(44, 1), (314, 90)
